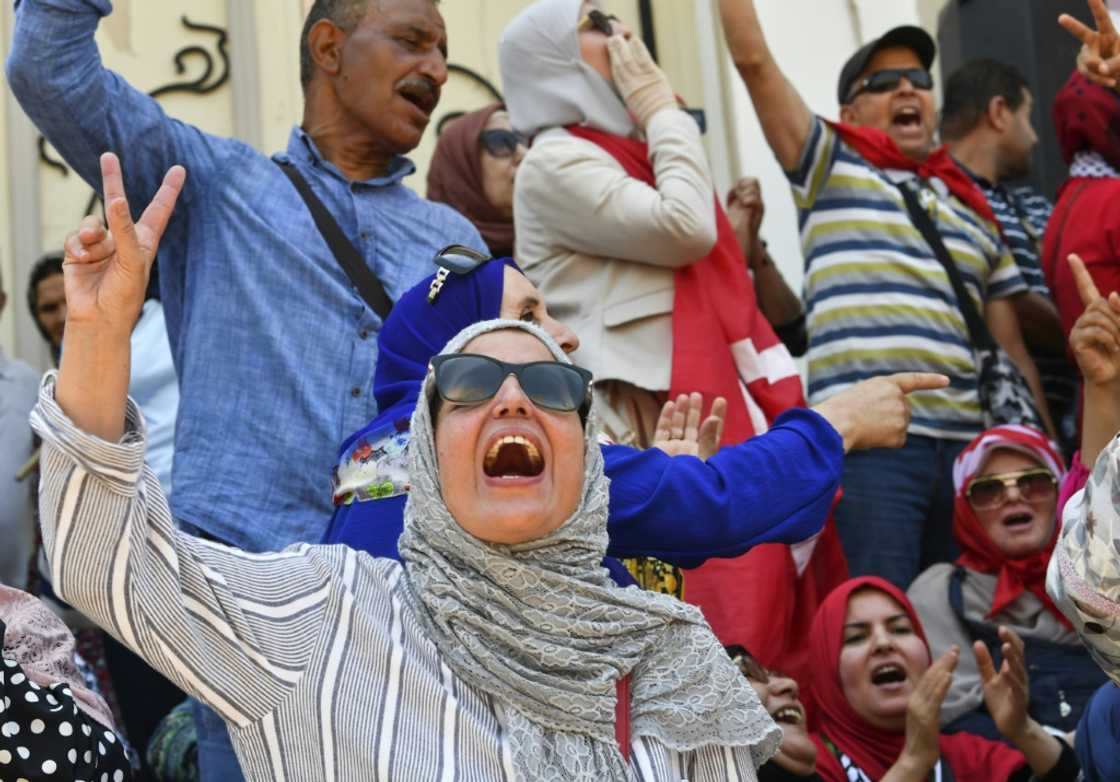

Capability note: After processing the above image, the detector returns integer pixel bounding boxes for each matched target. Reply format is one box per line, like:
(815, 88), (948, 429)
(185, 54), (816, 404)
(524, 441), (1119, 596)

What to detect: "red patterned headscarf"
(951, 425), (1071, 629)
(807, 577), (1025, 782)
(1053, 70), (1120, 170)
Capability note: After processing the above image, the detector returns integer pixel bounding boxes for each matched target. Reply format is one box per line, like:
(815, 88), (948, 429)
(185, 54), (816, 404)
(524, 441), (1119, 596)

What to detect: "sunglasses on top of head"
(578, 9), (620, 36)
(965, 468), (1057, 511)
(429, 245), (494, 303)
(847, 68), (934, 102)
(479, 129), (529, 159)
(430, 353), (593, 418)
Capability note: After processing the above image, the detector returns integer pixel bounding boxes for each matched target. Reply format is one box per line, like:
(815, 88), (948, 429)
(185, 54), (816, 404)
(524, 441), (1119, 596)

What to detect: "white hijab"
(499, 0), (638, 138)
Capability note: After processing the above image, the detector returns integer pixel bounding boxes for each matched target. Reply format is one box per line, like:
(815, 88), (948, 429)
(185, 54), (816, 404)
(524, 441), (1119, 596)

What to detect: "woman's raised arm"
(34, 153), (350, 728)
(55, 152), (183, 440)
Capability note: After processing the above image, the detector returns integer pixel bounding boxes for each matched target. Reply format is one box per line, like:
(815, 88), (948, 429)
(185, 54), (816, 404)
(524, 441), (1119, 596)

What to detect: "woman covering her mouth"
(806, 577), (1079, 782)
(907, 425), (1108, 739)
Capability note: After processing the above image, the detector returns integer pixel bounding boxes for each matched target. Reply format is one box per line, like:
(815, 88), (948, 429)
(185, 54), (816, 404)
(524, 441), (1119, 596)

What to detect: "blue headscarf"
(323, 259), (637, 587)
(325, 259), (518, 548)
(337, 258), (517, 456)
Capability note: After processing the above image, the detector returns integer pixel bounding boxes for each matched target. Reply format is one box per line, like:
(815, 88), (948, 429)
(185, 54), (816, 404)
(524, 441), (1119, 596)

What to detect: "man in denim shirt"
(7, 0), (483, 776)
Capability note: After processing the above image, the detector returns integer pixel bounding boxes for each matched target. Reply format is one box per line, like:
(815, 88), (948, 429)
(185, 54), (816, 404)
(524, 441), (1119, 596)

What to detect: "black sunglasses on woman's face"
(847, 68), (934, 102)
(430, 353), (593, 417)
(479, 129), (529, 159)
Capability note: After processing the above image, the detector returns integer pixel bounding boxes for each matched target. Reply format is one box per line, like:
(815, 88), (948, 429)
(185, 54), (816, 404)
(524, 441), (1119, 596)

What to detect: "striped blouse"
(30, 377), (760, 782)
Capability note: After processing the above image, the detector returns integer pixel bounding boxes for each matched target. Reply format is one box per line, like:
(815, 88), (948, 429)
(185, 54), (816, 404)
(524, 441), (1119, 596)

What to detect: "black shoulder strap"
(274, 159), (393, 320)
(898, 182), (997, 352)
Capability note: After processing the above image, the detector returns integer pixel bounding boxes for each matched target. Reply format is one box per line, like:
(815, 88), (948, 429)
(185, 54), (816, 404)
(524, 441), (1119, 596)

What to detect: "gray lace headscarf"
(398, 319), (780, 781)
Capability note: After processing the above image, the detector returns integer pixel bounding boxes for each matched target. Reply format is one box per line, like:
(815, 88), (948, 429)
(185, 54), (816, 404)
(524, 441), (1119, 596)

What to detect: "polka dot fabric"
(0, 622), (131, 781)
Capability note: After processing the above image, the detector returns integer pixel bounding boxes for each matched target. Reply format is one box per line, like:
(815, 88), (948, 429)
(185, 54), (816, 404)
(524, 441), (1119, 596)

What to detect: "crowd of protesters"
(2, 0), (1120, 779)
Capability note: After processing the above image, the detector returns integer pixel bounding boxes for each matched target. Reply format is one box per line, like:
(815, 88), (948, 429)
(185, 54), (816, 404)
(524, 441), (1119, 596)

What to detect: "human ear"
(987, 95), (1010, 132)
(839, 103), (858, 125)
(307, 19), (346, 80)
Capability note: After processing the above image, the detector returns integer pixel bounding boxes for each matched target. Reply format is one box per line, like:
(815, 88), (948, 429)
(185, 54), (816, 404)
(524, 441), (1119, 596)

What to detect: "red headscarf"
(808, 577), (1026, 782)
(825, 120), (1000, 228)
(1052, 70), (1120, 170)
(951, 425), (1072, 630)
(427, 104), (517, 258)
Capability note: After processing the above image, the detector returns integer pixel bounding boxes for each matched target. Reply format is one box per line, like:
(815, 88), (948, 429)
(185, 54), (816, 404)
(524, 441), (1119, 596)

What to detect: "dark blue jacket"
(1076, 682), (1120, 782)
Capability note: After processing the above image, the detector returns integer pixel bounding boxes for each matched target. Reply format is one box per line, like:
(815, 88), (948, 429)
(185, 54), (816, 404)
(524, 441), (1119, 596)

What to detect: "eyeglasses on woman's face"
(966, 468), (1057, 511)
(479, 129), (529, 159)
(847, 67), (934, 102)
(731, 653), (770, 684)
(578, 9), (620, 37)
(430, 353), (593, 417)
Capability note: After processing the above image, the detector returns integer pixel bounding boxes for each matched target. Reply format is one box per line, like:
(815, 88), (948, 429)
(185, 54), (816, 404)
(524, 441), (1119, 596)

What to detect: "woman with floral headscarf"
(1046, 237), (1120, 782)
(807, 577), (1078, 782)
(907, 425), (1108, 738)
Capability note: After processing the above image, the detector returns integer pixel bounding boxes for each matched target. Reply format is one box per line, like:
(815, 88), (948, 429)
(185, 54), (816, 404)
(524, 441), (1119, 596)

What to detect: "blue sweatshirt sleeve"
(603, 408), (843, 568)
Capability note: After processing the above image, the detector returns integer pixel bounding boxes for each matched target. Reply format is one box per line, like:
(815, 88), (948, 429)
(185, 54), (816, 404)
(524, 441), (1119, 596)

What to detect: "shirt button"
(351, 387), (361, 398)
(359, 329), (370, 340)
(360, 232), (370, 241)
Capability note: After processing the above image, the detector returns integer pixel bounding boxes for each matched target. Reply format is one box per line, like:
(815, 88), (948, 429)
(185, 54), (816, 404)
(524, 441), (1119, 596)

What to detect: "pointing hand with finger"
(811, 372), (951, 452)
(1069, 253), (1120, 386)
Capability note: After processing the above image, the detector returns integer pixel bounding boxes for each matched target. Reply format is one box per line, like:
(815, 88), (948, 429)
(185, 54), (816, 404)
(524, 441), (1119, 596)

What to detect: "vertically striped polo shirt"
(966, 174), (1077, 432)
(788, 117), (1027, 441)
(965, 170), (1053, 297)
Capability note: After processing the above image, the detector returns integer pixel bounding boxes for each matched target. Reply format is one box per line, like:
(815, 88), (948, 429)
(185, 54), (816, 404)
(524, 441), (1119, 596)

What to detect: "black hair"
(299, 0), (440, 91)
(299, 0), (371, 90)
(26, 252), (64, 316)
(941, 59), (1030, 141)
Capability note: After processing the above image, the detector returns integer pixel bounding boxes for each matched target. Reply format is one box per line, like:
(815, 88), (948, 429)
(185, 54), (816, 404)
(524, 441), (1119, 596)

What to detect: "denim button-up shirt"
(7, 0), (485, 551)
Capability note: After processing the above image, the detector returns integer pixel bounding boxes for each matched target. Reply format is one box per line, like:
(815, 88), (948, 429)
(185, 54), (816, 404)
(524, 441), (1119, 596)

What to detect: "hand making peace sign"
(62, 153), (185, 337)
(1060, 0), (1120, 89)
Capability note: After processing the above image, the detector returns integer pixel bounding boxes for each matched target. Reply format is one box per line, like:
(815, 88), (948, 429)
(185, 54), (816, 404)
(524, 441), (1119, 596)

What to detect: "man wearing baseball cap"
(718, 0), (1052, 588)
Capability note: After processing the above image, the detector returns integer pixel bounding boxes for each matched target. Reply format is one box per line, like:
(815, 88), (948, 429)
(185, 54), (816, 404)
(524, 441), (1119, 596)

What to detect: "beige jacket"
(514, 109), (718, 391)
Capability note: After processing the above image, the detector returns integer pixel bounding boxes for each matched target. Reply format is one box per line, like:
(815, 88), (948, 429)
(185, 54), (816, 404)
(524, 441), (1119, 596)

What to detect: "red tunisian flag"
(565, 125), (848, 686)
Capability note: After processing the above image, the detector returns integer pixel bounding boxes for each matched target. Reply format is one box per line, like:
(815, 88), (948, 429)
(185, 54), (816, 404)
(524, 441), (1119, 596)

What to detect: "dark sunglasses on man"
(479, 128), (529, 159)
(965, 468), (1057, 511)
(430, 353), (593, 418)
(846, 67), (934, 102)
(578, 9), (619, 37)
(429, 245), (493, 303)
